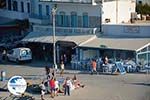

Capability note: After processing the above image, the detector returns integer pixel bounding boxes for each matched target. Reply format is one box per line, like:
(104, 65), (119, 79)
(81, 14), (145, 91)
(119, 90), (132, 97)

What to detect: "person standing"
(60, 61), (65, 77)
(91, 59), (97, 75)
(64, 77), (72, 96)
(104, 56), (109, 65)
(54, 78), (59, 96)
(40, 81), (46, 100)
(45, 66), (50, 78)
(49, 77), (55, 98)
(2, 49), (6, 61)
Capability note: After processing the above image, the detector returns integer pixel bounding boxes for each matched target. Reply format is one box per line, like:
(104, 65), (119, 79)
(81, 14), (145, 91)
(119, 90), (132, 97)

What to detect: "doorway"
(57, 41), (76, 64)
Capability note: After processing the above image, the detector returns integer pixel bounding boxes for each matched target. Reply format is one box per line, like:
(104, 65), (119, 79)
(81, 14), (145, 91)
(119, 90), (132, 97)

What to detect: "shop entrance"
(57, 41), (76, 65)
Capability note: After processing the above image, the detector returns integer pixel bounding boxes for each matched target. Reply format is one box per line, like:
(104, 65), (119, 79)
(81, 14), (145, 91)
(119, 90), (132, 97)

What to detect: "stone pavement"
(0, 61), (150, 100)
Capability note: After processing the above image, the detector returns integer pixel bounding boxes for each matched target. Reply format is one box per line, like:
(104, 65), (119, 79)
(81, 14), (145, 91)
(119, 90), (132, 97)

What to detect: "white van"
(7, 47), (32, 63)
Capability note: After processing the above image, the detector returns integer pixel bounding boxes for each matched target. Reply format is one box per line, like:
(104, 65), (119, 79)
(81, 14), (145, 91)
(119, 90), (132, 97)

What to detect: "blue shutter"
(71, 13), (77, 27)
(83, 13), (88, 27)
(39, 4), (42, 18)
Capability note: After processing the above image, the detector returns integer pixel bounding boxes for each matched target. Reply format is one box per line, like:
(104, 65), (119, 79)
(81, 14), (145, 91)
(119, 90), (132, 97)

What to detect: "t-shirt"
(92, 61), (97, 69)
(40, 84), (46, 90)
(50, 79), (55, 88)
(61, 64), (64, 70)
(66, 80), (72, 87)
(55, 81), (59, 89)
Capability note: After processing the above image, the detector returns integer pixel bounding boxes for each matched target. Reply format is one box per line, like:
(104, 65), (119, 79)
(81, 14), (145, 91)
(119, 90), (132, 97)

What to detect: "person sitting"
(72, 74), (85, 89)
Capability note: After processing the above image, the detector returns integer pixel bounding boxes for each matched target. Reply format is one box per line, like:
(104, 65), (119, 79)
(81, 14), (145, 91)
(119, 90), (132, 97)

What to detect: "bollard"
(1, 71), (6, 81)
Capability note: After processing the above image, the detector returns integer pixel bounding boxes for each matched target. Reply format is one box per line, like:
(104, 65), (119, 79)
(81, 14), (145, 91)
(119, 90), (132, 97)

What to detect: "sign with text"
(124, 26), (140, 33)
(7, 76), (27, 96)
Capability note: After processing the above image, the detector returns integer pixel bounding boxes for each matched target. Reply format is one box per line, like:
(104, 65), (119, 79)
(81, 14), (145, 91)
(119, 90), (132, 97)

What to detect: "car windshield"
(20, 50), (31, 56)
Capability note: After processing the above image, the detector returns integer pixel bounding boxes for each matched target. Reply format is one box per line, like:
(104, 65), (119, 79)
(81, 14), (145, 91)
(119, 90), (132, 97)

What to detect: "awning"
(22, 32), (96, 45)
(79, 37), (150, 51)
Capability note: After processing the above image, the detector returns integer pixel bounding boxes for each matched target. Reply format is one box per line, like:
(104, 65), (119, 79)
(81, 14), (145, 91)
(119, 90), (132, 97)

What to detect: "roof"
(22, 32), (96, 45)
(79, 37), (150, 51)
(22, 32), (150, 51)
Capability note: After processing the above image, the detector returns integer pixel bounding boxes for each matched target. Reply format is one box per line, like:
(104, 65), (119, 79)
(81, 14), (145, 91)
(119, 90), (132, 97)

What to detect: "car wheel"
(16, 59), (20, 64)
(6, 56), (9, 61)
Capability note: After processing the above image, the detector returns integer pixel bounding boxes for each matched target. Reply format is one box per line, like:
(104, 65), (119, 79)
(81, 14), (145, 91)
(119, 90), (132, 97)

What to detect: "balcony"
(0, 9), (29, 20)
(39, 0), (102, 5)
(33, 25), (100, 35)
(29, 14), (51, 25)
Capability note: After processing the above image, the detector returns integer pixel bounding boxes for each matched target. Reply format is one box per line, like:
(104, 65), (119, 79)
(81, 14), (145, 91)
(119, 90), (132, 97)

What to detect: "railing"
(40, 0), (102, 4)
(0, 9), (29, 20)
(40, 0), (92, 3)
(29, 14), (51, 24)
(33, 25), (100, 34)
(29, 14), (50, 19)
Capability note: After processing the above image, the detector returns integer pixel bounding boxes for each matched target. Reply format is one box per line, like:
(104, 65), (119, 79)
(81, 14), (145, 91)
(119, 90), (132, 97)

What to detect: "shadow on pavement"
(0, 88), (8, 92)
(26, 84), (41, 95)
(130, 83), (150, 87)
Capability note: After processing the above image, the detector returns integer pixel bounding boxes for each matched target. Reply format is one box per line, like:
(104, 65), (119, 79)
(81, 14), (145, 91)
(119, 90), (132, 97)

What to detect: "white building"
(2, 0), (102, 33)
(102, 0), (136, 24)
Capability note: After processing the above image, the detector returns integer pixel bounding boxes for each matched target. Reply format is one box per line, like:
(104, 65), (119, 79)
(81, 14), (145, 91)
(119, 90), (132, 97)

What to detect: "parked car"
(7, 47), (32, 63)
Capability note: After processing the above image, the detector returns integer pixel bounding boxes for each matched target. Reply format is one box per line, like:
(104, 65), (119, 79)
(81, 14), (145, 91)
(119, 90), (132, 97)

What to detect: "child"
(40, 81), (46, 100)
(54, 78), (59, 96)
(49, 77), (55, 98)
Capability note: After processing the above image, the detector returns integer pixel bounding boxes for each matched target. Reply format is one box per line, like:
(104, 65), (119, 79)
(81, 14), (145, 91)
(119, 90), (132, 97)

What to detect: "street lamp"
(52, 5), (57, 69)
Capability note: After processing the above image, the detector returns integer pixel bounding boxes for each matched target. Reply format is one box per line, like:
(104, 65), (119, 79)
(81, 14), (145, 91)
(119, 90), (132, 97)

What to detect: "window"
(83, 12), (88, 27)
(57, 11), (69, 27)
(105, 18), (110, 23)
(8, 50), (13, 55)
(8, 0), (11, 10)
(27, 2), (30, 13)
(59, 12), (65, 26)
(46, 5), (50, 16)
(21, 50), (31, 57)
(138, 1), (142, 4)
(71, 12), (77, 27)
(38, 4), (42, 17)
(21, 2), (24, 12)
(13, 1), (18, 11)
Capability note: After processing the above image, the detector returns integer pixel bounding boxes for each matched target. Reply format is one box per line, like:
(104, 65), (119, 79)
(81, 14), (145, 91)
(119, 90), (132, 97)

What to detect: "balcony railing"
(39, 0), (102, 4)
(0, 9), (29, 20)
(29, 14), (50, 19)
(33, 25), (100, 35)
(29, 14), (51, 24)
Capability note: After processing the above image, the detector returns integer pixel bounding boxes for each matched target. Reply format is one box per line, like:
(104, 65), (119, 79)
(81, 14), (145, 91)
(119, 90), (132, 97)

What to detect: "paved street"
(0, 61), (150, 100)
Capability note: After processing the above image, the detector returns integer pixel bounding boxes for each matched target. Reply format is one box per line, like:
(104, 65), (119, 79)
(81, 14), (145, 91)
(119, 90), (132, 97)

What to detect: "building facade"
(0, 0), (149, 69)
(1, 0), (102, 65)
(102, 0), (136, 24)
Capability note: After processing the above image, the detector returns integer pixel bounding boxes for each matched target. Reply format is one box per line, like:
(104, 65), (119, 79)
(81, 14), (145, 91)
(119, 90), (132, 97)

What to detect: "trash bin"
(1, 70), (6, 81)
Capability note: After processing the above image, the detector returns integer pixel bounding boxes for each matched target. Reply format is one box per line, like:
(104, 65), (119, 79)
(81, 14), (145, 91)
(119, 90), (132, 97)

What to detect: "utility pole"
(52, 5), (57, 68)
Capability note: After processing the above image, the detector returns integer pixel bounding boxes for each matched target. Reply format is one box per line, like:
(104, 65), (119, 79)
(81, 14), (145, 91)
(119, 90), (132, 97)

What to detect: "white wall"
(56, 4), (101, 16)
(102, 0), (136, 24)
(33, 1), (101, 16)
(102, 24), (150, 37)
